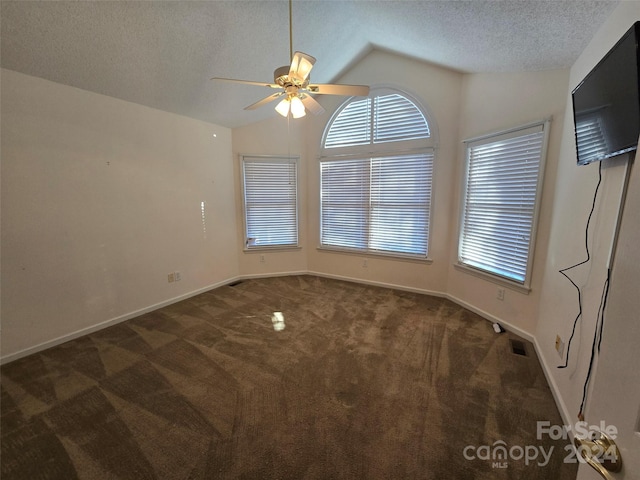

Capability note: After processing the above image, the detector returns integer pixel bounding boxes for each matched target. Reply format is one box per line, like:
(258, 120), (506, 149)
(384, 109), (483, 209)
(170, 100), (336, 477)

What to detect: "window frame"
(319, 87), (436, 261)
(241, 154), (300, 252)
(456, 119), (551, 291)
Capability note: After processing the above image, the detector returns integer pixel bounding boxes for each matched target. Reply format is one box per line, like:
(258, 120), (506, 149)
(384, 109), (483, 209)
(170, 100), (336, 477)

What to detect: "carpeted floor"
(1, 275), (577, 479)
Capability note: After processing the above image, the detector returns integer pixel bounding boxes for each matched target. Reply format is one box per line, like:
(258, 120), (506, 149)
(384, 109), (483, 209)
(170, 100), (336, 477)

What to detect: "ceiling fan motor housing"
(274, 66), (289, 83)
(274, 65), (308, 89)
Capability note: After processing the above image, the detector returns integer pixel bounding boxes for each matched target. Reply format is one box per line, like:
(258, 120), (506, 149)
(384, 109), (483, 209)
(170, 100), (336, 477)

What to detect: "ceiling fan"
(211, 0), (369, 119)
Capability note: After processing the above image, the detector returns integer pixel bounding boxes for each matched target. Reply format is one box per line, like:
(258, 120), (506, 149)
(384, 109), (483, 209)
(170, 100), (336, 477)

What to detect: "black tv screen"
(572, 21), (640, 166)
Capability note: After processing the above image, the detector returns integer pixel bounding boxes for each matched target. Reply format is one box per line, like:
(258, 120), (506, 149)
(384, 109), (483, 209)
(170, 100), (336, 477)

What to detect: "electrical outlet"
(555, 335), (565, 358)
(260, 254), (265, 263)
(174, 271), (181, 281)
(362, 259), (368, 268)
(497, 287), (505, 301)
(168, 273), (175, 283)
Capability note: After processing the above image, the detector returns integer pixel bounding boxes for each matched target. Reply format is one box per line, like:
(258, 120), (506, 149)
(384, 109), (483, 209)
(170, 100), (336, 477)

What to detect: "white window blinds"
(320, 90), (433, 258)
(321, 153), (433, 256)
(324, 93), (430, 149)
(324, 98), (371, 148)
(459, 122), (549, 285)
(242, 156), (298, 249)
(320, 159), (369, 249)
(373, 94), (430, 143)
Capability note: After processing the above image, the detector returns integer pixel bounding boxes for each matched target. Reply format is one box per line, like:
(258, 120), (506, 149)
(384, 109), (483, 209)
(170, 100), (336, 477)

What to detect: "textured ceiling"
(1, 0), (618, 129)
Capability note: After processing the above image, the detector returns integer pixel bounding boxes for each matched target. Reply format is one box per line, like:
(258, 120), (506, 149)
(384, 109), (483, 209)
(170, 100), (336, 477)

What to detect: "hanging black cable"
(578, 269), (610, 418)
(557, 161), (603, 369)
(597, 267), (611, 353)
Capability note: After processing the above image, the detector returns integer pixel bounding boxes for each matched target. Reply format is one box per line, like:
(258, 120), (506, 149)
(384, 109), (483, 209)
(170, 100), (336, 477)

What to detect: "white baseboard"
(307, 270), (446, 298)
(238, 270), (308, 281)
(532, 337), (574, 427)
(444, 293), (535, 343)
(0, 276), (242, 365)
(0, 270), (311, 364)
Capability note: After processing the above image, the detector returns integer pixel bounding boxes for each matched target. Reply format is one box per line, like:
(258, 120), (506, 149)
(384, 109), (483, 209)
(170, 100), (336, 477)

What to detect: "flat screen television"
(572, 21), (640, 166)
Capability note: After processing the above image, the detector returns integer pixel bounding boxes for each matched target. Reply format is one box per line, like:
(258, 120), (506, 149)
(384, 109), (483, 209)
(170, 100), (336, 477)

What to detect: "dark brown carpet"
(1, 275), (577, 479)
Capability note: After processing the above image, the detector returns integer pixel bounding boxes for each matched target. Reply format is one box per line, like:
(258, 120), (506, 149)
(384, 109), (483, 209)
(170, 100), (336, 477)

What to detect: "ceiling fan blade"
(289, 51), (316, 82)
(300, 94), (326, 115)
(211, 77), (280, 89)
(244, 92), (285, 110)
(307, 84), (370, 96)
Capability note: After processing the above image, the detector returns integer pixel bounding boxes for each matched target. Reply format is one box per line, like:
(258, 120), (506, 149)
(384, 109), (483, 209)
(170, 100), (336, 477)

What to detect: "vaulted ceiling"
(1, 0), (618, 129)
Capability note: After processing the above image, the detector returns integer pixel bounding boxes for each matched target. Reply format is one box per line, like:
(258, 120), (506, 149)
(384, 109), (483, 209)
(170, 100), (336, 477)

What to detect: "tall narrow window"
(242, 156), (298, 249)
(320, 89), (435, 259)
(458, 120), (550, 287)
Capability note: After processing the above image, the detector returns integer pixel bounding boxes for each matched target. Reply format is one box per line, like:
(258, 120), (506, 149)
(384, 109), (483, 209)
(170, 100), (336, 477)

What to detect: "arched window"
(319, 88), (435, 258)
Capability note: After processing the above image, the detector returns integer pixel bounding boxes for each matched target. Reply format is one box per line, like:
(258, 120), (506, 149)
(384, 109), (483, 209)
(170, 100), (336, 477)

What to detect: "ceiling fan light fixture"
(275, 95), (306, 118)
(290, 96), (306, 118)
(275, 97), (291, 117)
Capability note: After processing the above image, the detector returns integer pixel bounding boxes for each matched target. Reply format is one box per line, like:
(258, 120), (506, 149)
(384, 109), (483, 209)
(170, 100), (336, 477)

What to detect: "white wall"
(447, 69), (569, 336)
(535, 1), (640, 426)
(1, 69), (238, 361)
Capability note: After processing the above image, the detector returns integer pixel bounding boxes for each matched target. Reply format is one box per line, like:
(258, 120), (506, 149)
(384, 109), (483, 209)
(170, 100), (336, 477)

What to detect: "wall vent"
(510, 339), (528, 357)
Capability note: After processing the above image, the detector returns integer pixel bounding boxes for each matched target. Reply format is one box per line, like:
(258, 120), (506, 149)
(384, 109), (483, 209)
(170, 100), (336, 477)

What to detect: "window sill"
(317, 246), (432, 264)
(244, 245), (302, 253)
(453, 263), (531, 294)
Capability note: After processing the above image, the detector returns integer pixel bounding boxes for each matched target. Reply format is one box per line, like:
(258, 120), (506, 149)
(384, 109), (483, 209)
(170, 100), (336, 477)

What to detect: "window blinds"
(324, 94), (430, 149)
(373, 94), (430, 143)
(320, 159), (369, 249)
(242, 157), (298, 248)
(321, 90), (433, 258)
(324, 98), (371, 148)
(321, 153), (433, 256)
(459, 124), (546, 284)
